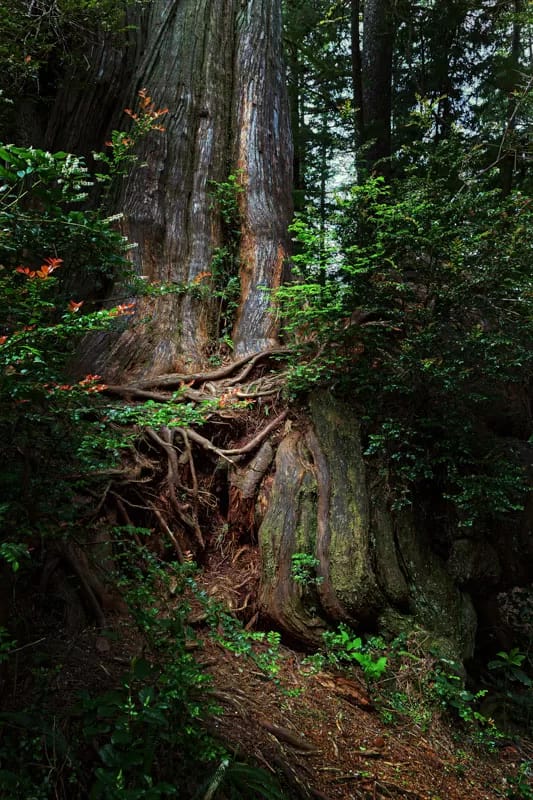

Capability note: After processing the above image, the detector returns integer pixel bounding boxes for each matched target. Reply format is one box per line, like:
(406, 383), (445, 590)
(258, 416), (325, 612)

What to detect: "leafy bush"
(277, 130), (532, 526)
(0, 547), (289, 799)
(322, 624), (387, 680)
(0, 90), (171, 550)
(290, 552), (323, 587)
(488, 648), (532, 689)
(77, 556), (220, 799)
(505, 760), (533, 800)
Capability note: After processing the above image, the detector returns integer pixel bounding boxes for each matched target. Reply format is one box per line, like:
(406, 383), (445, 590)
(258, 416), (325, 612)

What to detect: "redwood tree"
(42, 0), (293, 380)
(3, 0), (530, 672)
(357, 0), (395, 173)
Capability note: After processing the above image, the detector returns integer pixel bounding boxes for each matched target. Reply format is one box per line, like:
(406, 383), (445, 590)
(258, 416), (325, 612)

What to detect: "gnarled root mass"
(74, 349), (291, 626)
(38, 349), (480, 667)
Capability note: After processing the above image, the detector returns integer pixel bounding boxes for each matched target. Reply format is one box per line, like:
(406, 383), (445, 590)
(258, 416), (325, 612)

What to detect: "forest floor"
(200, 634), (530, 800)
(8, 571), (530, 800)
(194, 541), (531, 800)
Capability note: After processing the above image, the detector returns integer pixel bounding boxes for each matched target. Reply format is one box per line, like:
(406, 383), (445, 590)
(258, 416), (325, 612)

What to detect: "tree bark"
(361, 0), (395, 174)
(44, 0), (292, 380)
(351, 0), (364, 151)
(258, 392), (477, 660)
(232, 0), (293, 355)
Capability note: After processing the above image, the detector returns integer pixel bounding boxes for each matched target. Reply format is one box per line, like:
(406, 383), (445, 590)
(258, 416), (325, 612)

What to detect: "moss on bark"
(258, 392), (478, 661)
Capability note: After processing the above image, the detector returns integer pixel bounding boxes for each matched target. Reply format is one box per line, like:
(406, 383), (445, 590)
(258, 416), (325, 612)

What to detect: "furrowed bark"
(43, 0), (292, 381)
(232, 0), (293, 355)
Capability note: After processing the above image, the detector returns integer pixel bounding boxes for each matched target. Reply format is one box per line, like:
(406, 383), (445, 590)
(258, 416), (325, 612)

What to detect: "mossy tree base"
(258, 391), (477, 660)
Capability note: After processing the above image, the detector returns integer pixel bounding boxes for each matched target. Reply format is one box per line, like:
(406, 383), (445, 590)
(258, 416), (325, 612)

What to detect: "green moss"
(310, 392), (383, 619)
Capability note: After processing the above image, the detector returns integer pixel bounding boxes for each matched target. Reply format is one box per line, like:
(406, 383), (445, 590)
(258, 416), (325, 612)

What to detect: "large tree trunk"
(258, 393), (478, 660)
(44, 0), (292, 381)
(232, 0), (293, 354)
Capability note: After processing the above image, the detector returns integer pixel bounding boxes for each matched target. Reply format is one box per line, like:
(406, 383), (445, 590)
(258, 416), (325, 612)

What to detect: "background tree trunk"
(351, 0), (364, 151)
(361, 0), (395, 173)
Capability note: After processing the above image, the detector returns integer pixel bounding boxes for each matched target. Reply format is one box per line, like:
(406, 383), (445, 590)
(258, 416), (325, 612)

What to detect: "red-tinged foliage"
(43, 374), (108, 395)
(123, 89), (168, 126)
(108, 302), (136, 317)
(16, 257), (63, 279)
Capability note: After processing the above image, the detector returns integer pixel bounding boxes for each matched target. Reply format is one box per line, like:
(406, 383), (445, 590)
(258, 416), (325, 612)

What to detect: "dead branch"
(219, 411), (287, 455)
(258, 720), (319, 753)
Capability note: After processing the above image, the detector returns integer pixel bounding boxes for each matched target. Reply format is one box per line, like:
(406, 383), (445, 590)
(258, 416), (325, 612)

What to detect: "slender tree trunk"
(500, 0), (524, 196)
(350, 0), (364, 152)
(361, 0), (395, 174)
(286, 42), (305, 211)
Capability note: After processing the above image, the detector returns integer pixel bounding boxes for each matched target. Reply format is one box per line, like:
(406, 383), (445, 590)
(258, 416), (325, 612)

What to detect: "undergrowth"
(304, 625), (532, 753)
(0, 543), (288, 799)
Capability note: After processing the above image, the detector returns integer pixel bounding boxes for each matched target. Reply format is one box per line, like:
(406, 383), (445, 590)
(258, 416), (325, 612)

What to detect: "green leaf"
(132, 657), (153, 680)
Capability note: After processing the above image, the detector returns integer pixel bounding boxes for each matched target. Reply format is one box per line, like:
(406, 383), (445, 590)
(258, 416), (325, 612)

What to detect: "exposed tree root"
(84, 351), (290, 604)
(182, 411), (287, 461)
(218, 411), (287, 455)
(146, 500), (185, 562)
(128, 347), (291, 390)
(231, 440), (274, 499)
(42, 350), (290, 629)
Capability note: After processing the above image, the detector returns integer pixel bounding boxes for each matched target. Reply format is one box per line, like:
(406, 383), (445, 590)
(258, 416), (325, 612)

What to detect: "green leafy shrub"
(0, 89), (172, 544)
(322, 624), (387, 680)
(0, 87), (286, 800)
(290, 552), (323, 587)
(0, 547), (288, 798)
(214, 612), (283, 681)
(0, 256), (124, 541)
(506, 760), (533, 800)
(277, 129), (532, 527)
(374, 635), (506, 747)
(77, 556), (220, 799)
(488, 648), (532, 688)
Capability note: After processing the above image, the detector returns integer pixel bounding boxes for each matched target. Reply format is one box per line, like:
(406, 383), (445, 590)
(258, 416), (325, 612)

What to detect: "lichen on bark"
(258, 392), (478, 660)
